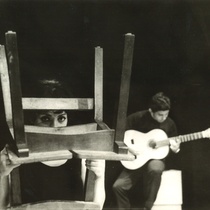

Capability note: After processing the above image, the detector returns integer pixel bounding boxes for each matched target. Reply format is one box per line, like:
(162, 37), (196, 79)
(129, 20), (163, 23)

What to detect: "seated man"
(112, 92), (180, 210)
(0, 78), (105, 210)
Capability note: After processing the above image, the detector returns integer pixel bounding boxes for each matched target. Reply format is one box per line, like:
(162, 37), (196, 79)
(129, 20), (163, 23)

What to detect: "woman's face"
(34, 110), (68, 127)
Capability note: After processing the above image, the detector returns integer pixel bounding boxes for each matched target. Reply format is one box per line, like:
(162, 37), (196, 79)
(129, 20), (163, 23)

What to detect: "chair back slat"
(22, 98), (94, 110)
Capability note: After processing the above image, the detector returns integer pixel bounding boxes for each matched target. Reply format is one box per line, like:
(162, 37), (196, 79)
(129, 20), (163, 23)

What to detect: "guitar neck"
(156, 131), (205, 147)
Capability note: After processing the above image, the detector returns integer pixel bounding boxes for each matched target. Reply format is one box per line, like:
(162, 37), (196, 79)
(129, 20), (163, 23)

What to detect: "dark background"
(1, 0), (210, 209)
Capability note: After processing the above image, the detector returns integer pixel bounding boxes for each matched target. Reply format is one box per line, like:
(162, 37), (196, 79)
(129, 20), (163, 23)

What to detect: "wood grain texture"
(9, 150), (73, 165)
(25, 129), (115, 153)
(114, 33), (135, 154)
(5, 31), (28, 157)
(0, 45), (13, 132)
(10, 168), (22, 206)
(94, 46), (103, 122)
(71, 150), (135, 161)
(22, 98), (94, 110)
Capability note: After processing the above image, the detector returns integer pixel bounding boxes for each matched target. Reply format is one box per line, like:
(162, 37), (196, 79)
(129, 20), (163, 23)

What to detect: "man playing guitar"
(113, 92), (181, 210)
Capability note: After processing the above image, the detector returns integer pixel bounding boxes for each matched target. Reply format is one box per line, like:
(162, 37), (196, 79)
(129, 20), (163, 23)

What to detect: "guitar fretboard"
(156, 131), (205, 147)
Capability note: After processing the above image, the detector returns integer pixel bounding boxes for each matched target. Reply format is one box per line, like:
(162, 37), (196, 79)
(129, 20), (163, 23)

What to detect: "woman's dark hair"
(24, 78), (93, 125)
(149, 92), (171, 112)
(24, 78), (74, 125)
(31, 78), (74, 98)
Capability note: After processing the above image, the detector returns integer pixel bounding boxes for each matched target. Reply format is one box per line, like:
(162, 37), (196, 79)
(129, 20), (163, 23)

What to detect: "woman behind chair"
(0, 77), (105, 210)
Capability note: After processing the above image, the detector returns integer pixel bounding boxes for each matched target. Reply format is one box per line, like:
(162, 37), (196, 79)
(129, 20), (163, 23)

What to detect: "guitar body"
(121, 129), (170, 170)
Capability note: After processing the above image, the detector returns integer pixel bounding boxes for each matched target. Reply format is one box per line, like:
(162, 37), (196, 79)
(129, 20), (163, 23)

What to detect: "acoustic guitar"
(121, 128), (210, 170)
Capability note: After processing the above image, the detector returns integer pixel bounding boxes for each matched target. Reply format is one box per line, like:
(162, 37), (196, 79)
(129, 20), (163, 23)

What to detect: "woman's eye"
(40, 116), (51, 123)
(58, 116), (66, 123)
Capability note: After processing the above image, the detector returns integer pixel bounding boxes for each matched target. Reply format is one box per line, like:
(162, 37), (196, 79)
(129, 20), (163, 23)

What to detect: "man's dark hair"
(149, 92), (171, 112)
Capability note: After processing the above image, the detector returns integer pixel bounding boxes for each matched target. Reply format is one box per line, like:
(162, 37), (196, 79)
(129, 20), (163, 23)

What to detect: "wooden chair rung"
(71, 150), (135, 161)
(9, 150), (73, 165)
(22, 97), (94, 110)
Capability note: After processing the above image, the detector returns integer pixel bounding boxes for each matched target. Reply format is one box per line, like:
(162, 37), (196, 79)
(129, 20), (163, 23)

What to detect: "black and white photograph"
(0, 1), (210, 210)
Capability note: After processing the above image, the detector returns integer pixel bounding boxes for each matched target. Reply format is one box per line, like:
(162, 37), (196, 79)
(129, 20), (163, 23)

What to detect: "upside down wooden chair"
(0, 31), (135, 209)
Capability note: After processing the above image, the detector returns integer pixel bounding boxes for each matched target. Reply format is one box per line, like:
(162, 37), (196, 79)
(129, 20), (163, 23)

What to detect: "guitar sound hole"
(149, 140), (156, 148)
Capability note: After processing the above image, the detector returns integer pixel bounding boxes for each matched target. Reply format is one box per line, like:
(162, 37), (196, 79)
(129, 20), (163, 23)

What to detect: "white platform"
(152, 170), (182, 210)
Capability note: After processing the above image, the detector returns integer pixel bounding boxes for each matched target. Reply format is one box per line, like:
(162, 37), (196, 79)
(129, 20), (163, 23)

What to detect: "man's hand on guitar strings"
(169, 138), (181, 153)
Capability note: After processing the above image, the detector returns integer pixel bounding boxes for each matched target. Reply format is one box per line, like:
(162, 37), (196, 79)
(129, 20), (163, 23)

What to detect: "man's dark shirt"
(126, 110), (177, 137)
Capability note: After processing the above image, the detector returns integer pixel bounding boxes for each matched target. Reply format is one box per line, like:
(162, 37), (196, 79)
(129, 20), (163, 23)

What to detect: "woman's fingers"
(85, 160), (105, 177)
(0, 146), (20, 176)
